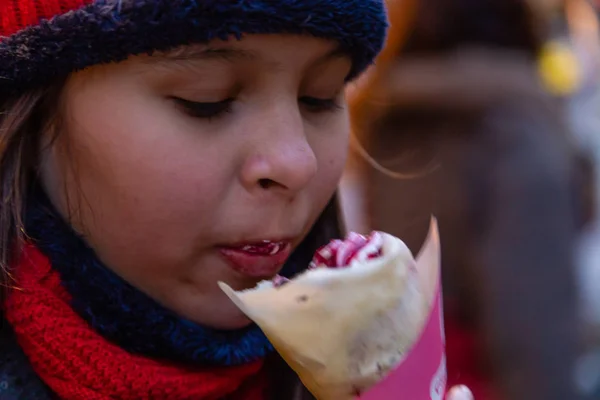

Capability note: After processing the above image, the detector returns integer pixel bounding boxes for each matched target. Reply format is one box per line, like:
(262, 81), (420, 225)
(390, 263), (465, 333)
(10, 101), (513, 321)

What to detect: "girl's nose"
(240, 104), (318, 195)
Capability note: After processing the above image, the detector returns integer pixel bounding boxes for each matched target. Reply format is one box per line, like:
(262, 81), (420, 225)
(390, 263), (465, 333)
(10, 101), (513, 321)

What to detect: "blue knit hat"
(0, 0), (388, 96)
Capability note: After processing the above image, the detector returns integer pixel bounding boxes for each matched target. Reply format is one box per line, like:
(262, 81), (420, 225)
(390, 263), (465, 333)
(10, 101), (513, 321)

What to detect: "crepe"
(219, 230), (433, 400)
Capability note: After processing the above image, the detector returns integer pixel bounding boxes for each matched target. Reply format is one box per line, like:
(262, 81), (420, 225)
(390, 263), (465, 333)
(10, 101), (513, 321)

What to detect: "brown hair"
(0, 85), (62, 300)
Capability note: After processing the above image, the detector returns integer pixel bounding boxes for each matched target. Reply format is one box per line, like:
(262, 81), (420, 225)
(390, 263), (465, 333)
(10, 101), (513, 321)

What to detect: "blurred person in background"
(562, 0), (600, 396)
(341, 0), (598, 399)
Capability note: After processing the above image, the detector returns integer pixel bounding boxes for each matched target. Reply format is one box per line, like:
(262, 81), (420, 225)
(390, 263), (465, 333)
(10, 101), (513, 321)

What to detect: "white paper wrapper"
(219, 219), (443, 400)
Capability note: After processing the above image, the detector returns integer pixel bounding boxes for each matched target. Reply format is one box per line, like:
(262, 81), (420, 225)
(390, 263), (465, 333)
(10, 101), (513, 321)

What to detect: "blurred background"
(338, 0), (600, 399)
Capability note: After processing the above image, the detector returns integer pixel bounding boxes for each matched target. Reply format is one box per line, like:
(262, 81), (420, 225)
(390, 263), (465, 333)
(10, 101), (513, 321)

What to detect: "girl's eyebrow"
(147, 47), (259, 65)
(146, 44), (348, 66)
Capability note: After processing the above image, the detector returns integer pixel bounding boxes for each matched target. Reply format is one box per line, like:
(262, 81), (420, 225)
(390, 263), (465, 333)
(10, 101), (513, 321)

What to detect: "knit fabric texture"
(22, 186), (273, 367)
(3, 243), (269, 400)
(0, 0), (388, 95)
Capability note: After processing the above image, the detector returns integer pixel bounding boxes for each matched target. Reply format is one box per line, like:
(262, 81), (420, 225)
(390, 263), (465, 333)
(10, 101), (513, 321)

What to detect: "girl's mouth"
(218, 240), (292, 278)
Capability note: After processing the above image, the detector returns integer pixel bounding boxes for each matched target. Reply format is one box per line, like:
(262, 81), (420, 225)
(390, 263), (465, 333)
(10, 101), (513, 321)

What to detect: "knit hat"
(0, 0), (388, 96)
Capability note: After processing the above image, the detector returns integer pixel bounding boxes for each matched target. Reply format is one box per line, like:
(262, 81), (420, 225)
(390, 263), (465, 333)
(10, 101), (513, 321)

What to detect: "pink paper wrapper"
(360, 220), (447, 400)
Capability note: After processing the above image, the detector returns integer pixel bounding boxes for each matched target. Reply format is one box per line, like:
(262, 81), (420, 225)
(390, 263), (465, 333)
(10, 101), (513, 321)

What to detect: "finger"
(446, 385), (475, 400)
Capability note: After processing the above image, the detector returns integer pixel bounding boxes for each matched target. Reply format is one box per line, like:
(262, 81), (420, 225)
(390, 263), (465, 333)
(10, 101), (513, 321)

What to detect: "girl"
(0, 1), (386, 399)
(0, 1), (472, 399)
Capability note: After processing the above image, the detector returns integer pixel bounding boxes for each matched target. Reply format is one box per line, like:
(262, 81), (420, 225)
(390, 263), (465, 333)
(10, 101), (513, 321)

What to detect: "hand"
(446, 385), (474, 400)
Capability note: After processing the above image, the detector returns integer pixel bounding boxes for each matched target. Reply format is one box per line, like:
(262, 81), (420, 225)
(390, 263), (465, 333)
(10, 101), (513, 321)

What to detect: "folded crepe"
(219, 229), (434, 400)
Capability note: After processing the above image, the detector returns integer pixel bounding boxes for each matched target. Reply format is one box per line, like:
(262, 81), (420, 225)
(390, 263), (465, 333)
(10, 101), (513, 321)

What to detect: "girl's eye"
(299, 96), (343, 113)
(172, 97), (234, 119)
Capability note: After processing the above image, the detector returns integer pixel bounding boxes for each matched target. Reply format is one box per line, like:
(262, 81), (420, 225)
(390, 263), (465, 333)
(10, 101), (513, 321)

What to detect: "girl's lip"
(218, 241), (292, 278)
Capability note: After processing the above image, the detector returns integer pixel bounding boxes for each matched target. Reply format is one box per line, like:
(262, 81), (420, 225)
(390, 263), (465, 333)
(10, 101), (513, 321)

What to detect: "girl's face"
(41, 35), (351, 329)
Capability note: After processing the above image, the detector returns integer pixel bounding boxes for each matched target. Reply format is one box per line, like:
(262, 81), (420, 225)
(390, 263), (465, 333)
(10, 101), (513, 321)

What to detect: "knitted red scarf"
(4, 244), (268, 400)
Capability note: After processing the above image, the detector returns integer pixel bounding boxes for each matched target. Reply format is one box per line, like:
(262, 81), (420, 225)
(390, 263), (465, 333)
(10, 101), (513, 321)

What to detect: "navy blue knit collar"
(23, 187), (274, 367)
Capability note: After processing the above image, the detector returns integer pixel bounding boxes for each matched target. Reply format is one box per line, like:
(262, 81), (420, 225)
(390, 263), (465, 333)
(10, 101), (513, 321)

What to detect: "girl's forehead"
(68, 35), (354, 94)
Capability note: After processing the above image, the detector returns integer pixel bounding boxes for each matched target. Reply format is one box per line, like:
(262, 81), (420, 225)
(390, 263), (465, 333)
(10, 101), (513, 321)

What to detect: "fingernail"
(446, 385), (475, 400)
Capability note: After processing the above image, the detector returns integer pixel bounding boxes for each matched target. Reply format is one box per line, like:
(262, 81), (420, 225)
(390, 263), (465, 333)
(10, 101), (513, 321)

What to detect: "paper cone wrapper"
(220, 219), (446, 400)
(359, 219), (446, 399)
